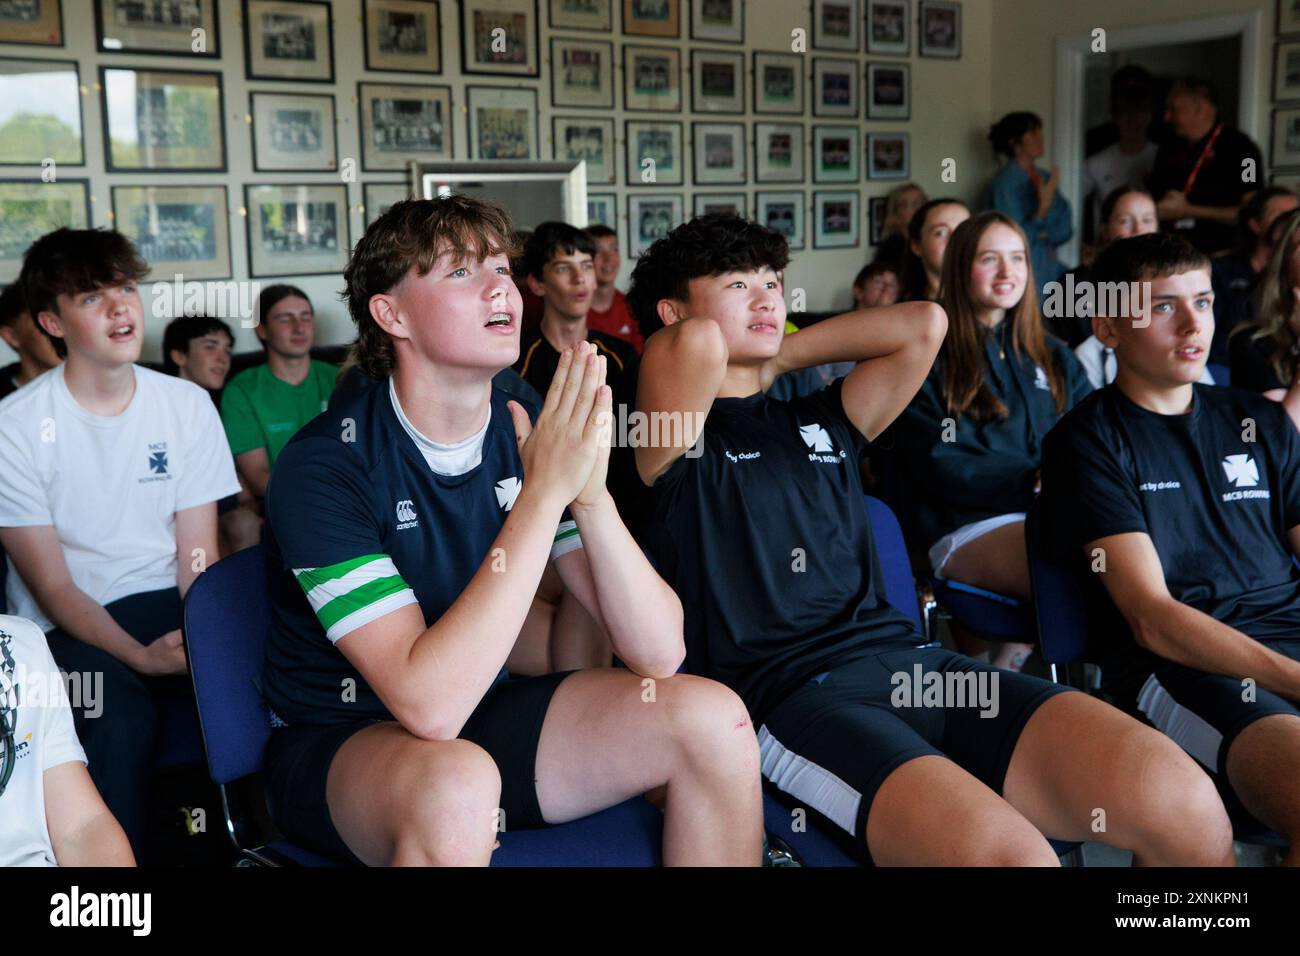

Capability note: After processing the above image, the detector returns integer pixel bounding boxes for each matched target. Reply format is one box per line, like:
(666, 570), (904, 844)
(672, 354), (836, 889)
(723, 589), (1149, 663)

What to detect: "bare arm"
(235, 447), (272, 499)
(760, 301), (947, 440)
(175, 501), (219, 598)
(1091, 530), (1300, 700)
(44, 761), (135, 866)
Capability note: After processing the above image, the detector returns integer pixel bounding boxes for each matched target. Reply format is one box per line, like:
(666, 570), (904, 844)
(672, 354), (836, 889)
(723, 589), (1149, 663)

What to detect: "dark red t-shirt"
(586, 290), (643, 354)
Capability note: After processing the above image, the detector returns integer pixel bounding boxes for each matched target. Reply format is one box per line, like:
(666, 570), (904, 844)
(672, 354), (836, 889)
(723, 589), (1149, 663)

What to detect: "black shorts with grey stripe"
(759, 645), (1070, 858)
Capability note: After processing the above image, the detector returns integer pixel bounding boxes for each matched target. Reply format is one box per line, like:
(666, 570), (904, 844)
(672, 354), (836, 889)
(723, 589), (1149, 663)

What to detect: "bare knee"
(1122, 745), (1233, 865)
(949, 815), (1059, 867)
(392, 740), (502, 866)
(658, 675), (759, 775)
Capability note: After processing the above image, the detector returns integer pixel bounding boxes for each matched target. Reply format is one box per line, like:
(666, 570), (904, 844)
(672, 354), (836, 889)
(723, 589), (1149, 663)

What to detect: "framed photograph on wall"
(468, 85), (538, 159)
(363, 181), (412, 226)
(813, 189), (859, 248)
(624, 44), (681, 112)
(690, 0), (741, 43)
(0, 0), (62, 46)
(1273, 108), (1300, 168)
(244, 0), (334, 82)
(96, 0), (219, 57)
(812, 0), (858, 51)
(692, 121), (744, 185)
(919, 0), (960, 58)
(869, 194), (888, 244)
(867, 62), (909, 119)
(756, 191), (804, 250)
(691, 49), (743, 113)
(1281, 0), (1300, 37)
(0, 58), (83, 166)
(551, 37), (614, 109)
(625, 119), (683, 185)
(112, 184), (231, 280)
(623, 0), (678, 38)
(752, 51), (803, 115)
(867, 0), (908, 55)
(245, 182), (349, 277)
(813, 125), (859, 183)
(251, 92), (337, 172)
(359, 82), (452, 169)
(460, 0), (539, 76)
(813, 57), (858, 118)
(553, 115), (616, 183)
(867, 131), (909, 179)
(549, 0), (610, 31)
(102, 67), (225, 172)
(364, 0), (441, 74)
(627, 193), (683, 257)
(1276, 40), (1300, 103)
(586, 191), (616, 227)
(693, 192), (745, 217)
(754, 122), (804, 183)
(0, 179), (89, 282)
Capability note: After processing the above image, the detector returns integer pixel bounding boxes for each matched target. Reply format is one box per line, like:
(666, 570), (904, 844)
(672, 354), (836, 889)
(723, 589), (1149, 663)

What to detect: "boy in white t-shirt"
(0, 229), (239, 851)
(1, 617), (133, 866)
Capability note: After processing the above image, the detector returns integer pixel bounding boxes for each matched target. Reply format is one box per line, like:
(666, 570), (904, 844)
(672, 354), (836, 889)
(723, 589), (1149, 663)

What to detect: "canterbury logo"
(1221, 455), (1259, 488)
(395, 500), (417, 523)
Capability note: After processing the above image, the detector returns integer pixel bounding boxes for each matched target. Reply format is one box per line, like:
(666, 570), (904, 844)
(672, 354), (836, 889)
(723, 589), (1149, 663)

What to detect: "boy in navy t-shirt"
(261, 196), (762, 866)
(631, 213), (1233, 865)
(1043, 231), (1300, 862)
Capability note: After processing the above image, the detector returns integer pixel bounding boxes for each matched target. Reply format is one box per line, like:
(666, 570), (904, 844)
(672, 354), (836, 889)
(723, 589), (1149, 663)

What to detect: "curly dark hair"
(626, 213), (789, 340)
(343, 195), (517, 379)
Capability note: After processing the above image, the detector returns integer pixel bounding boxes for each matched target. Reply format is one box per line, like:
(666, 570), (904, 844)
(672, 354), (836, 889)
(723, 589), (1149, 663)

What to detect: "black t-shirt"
(1041, 384), (1300, 689)
(0, 362), (21, 402)
(1148, 126), (1263, 255)
(514, 326), (639, 409)
(1229, 329), (1289, 394)
(643, 379), (922, 721)
(1210, 251), (1257, 365)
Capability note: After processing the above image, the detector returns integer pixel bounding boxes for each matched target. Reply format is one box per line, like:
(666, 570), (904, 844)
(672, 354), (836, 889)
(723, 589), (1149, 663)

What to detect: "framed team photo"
(753, 51), (803, 115)
(867, 131), (909, 179)
(691, 49), (743, 114)
(101, 67), (225, 172)
(111, 184), (231, 281)
(813, 125), (860, 183)
(244, 0), (334, 82)
(550, 37), (614, 109)
(552, 115), (616, 184)
(867, 0), (908, 55)
(251, 91), (337, 173)
(867, 62), (909, 119)
(690, 0), (741, 43)
(0, 58), (83, 166)
(1273, 107), (1300, 168)
(0, 179), (89, 282)
(468, 85), (538, 159)
(623, 44), (681, 112)
(359, 82), (452, 169)
(624, 119), (683, 185)
(363, 0), (441, 74)
(813, 57), (858, 118)
(622, 0), (678, 38)
(549, 0), (610, 31)
(627, 193), (683, 257)
(812, 0), (858, 51)
(1282, 0), (1300, 37)
(460, 0), (539, 76)
(919, 0), (960, 58)
(1276, 40), (1300, 104)
(693, 192), (745, 217)
(363, 181), (413, 226)
(869, 194), (888, 245)
(813, 189), (860, 249)
(96, 0), (219, 56)
(692, 121), (745, 185)
(756, 190), (805, 250)
(754, 122), (804, 183)
(586, 191), (616, 227)
(0, 0), (62, 45)
(245, 182), (349, 278)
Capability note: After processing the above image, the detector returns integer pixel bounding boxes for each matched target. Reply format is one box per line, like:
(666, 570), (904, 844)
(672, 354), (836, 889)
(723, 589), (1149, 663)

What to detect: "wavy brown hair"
(1241, 206), (1300, 385)
(936, 211), (1067, 421)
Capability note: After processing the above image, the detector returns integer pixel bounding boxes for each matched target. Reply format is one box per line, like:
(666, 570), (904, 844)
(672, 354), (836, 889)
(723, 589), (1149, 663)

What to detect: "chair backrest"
(865, 495), (923, 632)
(1024, 500), (1095, 664)
(182, 545), (274, 785)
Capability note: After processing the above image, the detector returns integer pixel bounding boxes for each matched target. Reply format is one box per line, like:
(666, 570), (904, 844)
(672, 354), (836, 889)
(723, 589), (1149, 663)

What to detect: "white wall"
(0, 0), (1005, 365)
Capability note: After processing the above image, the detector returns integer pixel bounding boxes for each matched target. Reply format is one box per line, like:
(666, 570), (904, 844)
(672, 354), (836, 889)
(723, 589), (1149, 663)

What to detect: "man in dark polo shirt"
(1148, 77), (1263, 255)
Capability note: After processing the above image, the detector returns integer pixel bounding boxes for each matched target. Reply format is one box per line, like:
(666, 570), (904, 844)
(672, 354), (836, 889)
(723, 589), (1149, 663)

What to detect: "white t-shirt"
(389, 377), (490, 476)
(1084, 141), (1159, 229)
(0, 614), (87, 866)
(0, 365), (240, 631)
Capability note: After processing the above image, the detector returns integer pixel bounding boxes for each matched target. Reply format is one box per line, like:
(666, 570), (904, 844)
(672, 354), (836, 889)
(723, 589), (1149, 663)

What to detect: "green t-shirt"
(221, 359), (339, 465)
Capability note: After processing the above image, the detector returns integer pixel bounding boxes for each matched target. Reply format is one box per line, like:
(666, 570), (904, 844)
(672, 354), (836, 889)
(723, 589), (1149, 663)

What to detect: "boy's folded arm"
(634, 317), (729, 486)
(1091, 530), (1300, 700)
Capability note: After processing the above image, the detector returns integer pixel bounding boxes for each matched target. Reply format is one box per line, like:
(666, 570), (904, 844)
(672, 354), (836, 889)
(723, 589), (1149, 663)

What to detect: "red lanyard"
(1182, 123), (1224, 194)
